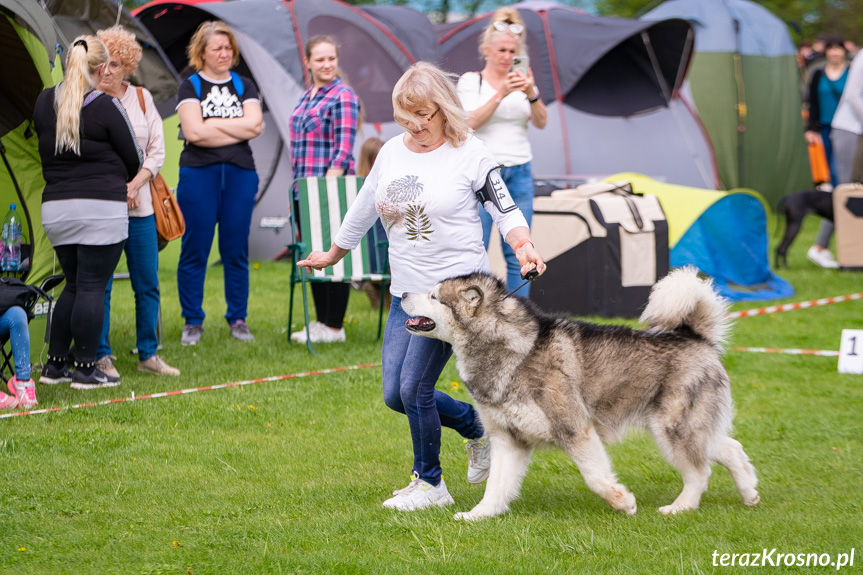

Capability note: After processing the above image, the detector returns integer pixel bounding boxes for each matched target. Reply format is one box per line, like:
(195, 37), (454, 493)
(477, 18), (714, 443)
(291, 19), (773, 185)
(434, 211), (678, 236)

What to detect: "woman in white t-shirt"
(457, 7), (547, 297)
(298, 62), (546, 512)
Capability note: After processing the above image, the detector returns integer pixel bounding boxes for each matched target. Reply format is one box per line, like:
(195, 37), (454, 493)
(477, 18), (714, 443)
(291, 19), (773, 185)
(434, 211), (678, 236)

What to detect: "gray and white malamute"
(401, 267), (759, 521)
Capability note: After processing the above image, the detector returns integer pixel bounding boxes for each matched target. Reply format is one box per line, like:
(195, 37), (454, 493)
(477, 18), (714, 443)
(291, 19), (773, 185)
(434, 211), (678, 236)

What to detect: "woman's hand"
(503, 70), (529, 97)
(515, 241), (547, 279)
(804, 130), (821, 146)
(296, 244), (350, 273)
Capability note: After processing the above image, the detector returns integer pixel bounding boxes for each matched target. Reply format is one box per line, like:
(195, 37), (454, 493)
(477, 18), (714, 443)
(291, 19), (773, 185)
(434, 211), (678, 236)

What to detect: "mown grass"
(0, 215), (860, 574)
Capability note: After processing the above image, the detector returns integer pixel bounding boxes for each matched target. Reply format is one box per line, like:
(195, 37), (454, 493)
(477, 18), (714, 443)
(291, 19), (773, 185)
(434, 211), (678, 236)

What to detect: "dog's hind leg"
(454, 431), (531, 521)
(712, 437), (760, 507)
(563, 427), (637, 515)
(651, 429), (712, 515)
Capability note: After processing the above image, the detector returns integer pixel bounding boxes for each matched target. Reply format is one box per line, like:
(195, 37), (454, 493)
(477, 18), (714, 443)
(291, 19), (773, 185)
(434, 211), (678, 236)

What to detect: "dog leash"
(506, 269), (539, 299)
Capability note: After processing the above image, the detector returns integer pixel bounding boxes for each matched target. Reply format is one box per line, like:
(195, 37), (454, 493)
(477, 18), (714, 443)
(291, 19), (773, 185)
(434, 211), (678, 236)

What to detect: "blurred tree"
(594, 0), (862, 46)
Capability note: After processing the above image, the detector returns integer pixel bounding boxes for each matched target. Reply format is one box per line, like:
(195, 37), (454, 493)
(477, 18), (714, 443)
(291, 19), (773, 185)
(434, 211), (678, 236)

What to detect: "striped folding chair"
(288, 176), (390, 353)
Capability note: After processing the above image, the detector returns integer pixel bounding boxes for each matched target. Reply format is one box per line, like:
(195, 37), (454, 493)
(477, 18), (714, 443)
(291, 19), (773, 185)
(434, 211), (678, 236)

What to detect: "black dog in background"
(775, 189), (834, 268)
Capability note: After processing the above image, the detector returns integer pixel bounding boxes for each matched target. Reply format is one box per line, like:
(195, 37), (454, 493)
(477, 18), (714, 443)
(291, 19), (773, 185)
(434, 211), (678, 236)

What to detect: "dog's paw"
(454, 511), (481, 521)
(609, 487), (637, 515)
(743, 492), (760, 507)
(658, 502), (697, 515)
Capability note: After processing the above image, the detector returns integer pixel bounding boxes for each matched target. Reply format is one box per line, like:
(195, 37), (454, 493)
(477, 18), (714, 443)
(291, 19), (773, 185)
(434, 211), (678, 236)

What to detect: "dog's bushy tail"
(640, 266), (731, 350)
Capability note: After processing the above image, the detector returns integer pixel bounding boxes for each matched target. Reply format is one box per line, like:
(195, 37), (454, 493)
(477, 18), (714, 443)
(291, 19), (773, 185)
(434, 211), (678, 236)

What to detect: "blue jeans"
(0, 306), (30, 380)
(99, 215), (160, 361)
(382, 296), (484, 486)
(479, 162), (535, 297)
(177, 163), (258, 325)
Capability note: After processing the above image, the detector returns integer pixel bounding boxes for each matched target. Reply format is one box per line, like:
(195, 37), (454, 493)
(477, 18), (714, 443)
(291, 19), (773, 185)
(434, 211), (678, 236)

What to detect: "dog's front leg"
(455, 432), (531, 521)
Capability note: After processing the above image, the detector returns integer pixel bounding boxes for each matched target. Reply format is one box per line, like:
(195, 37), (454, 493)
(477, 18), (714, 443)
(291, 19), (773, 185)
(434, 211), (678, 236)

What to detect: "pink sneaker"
(0, 391), (16, 410)
(8, 376), (37, 408)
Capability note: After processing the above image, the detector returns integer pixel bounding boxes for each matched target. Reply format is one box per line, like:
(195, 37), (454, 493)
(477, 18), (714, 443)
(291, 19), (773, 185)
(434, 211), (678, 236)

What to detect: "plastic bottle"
(1, 204), (22, 272)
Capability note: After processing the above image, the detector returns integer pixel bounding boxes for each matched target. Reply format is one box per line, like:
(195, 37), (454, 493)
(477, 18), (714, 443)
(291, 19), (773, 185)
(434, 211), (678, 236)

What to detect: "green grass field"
(1, 216), (860, 574)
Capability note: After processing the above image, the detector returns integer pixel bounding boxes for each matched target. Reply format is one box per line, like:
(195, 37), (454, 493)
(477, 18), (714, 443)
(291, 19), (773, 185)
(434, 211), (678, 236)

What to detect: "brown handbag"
(136, 86), (185, 242)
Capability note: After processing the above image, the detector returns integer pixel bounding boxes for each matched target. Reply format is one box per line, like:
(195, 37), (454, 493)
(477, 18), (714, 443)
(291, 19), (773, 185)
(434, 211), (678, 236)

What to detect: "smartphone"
(511, 55), (530, 77)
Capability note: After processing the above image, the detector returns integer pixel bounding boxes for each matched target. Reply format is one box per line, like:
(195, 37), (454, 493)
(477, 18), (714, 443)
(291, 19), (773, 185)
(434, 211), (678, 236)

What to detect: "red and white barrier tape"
(728, 293), (863, 319)
(732, 347), (839, 357)
(0, 362), (381, 419)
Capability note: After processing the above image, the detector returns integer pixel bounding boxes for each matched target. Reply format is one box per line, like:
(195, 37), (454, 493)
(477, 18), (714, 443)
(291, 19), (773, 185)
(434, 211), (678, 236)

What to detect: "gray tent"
(135, 0), (427, 260)
(437, 1), (719, 188)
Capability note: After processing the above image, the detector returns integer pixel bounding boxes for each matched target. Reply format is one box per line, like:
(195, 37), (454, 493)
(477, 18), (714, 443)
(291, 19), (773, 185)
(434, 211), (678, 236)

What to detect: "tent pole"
(641, 31), (671, 103)
(733, 18), (746, 189)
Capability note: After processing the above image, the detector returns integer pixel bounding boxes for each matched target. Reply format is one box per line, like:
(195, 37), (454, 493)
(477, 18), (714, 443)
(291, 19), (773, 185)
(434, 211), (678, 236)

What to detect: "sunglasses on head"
(493, 21), (524, 35)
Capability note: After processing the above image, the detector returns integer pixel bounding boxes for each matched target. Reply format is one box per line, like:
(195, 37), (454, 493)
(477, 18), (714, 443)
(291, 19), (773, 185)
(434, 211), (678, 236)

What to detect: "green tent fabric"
(643, 0), (811, 209)
(0, 0), (62, 286)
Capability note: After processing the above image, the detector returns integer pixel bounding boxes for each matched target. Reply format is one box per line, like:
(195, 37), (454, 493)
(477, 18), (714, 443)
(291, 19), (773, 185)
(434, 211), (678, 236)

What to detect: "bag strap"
(136, 85), (146, 114)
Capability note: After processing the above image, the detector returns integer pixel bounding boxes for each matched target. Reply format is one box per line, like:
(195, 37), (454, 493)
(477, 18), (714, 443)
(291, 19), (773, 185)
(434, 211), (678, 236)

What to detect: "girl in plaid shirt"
(289, 35), (360, 344)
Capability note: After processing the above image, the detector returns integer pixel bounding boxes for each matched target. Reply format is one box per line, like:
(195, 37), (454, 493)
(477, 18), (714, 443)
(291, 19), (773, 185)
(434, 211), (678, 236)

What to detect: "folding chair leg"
(288, 274), (296, 343)
(376, 281), (389, 340)
(300, 275), (316, 355)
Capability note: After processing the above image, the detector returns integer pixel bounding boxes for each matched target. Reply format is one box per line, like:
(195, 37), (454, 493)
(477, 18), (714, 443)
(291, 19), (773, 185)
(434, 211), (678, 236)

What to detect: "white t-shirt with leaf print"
(334, 133), (528, 297)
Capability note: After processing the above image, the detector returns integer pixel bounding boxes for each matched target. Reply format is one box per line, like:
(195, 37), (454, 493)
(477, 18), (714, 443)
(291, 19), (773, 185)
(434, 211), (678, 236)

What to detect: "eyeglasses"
(493, 21), (524, 35)
(397, 108), (439, 126)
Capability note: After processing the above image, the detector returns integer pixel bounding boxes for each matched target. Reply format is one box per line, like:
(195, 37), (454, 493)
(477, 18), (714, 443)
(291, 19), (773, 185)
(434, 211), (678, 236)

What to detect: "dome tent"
(642, 0), (811, 208)
(0, 0), (62, 286)
(134, 0), (426, 260)
(437, 1), (720, 189)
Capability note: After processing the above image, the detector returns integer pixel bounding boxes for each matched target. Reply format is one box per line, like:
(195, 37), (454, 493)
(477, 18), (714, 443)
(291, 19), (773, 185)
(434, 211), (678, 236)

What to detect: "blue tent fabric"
(670, 193), (794, 301)
(643, 0), (796, 56)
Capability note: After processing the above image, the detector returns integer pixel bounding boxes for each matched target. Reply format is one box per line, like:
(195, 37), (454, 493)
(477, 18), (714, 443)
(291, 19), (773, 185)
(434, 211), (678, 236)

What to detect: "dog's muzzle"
(405, 316), (436, 332)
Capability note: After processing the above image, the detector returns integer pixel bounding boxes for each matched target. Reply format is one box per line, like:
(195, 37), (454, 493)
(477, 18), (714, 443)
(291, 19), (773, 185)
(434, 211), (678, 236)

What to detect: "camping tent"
(642, 0), (811, 208)
(437, 1), (720, 189)
(608, 173), (793, 301)
(0, 0), (62, 285)
(134, 0), (426, 260)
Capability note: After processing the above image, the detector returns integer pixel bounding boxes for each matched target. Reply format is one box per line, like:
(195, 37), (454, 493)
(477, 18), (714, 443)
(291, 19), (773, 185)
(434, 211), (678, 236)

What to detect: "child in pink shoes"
(0, 306), (36, 410)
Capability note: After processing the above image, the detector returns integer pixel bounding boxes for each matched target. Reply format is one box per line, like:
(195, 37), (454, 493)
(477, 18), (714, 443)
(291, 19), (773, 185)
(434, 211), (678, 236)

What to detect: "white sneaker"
(382, 473), (455, 511)
(291, 322), (346, 344)
(465, 435), (491, 483)
(290, 321), (323, 343)
(807, 246), (839, 269)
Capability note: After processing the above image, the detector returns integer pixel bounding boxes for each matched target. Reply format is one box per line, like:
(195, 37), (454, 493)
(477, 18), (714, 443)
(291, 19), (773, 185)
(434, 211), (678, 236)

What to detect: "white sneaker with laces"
(465, 435), (491, 483)
(382, 473), (455, 511)
(807, 246), (839, 269)
(291, 322), (346, 344)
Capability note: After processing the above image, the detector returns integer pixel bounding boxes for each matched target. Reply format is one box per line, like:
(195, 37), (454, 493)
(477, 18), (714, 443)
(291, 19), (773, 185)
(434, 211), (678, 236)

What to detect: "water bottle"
(1, 204), (22, 272)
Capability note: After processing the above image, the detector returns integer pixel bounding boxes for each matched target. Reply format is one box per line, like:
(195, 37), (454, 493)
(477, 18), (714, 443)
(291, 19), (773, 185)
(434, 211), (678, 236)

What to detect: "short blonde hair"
(97, 26), (143, 78)
(186, 21), (239, 71)
(392, 62), (470, 148)
(480, 6), (527, 57)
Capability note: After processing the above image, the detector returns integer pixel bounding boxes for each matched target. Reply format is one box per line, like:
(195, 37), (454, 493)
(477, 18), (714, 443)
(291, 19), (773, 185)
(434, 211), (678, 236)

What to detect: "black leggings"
(311, 283), (350, 329)
(51, 242), (125, 364)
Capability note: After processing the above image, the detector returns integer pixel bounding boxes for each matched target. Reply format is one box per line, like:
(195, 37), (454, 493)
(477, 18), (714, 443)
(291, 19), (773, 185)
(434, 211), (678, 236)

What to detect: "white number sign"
(838, 329), (863, 374)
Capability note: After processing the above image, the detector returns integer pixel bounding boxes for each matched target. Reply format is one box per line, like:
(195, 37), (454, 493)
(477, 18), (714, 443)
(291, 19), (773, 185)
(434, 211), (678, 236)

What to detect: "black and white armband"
(475, 167), (516, 213)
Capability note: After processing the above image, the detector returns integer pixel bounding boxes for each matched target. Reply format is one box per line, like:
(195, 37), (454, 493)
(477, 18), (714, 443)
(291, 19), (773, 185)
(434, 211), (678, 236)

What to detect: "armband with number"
(475, 167), (516, 213)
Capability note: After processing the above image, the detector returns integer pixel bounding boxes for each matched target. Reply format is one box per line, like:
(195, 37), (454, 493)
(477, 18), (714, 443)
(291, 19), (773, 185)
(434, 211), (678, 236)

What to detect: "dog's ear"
(461, 286), (483, 315)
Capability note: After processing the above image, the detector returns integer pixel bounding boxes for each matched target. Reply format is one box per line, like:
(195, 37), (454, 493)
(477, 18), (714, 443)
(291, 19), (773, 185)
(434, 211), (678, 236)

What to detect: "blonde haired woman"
(176, 21), (263, 345)
(95, 25), (179, 378)
(34, 35), (142, 389)
(457, 6), (547, 297)
(298, 62), (546, 511)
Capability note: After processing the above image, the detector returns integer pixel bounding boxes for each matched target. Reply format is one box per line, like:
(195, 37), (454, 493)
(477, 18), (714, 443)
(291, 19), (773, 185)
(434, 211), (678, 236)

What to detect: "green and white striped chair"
(288, 176), (390, 353)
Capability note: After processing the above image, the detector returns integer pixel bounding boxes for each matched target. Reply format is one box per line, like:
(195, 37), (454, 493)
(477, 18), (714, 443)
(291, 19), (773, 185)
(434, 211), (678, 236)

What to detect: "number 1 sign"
(838, 330), (863, 374)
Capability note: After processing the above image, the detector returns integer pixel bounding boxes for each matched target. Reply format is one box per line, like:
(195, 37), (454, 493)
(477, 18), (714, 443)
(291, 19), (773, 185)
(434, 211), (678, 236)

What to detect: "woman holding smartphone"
(457, 6), (547, 297)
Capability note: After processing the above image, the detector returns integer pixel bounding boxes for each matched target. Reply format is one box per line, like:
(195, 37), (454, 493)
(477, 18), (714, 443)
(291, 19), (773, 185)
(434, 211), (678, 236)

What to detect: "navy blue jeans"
(382, 295), (484, 486)
(479, 162), (535, 297)
(176, 163), (258, 325)
(99, 215), (160, 360)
